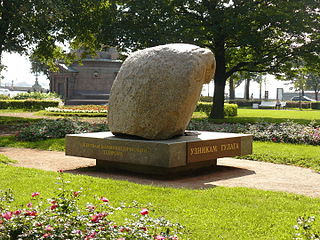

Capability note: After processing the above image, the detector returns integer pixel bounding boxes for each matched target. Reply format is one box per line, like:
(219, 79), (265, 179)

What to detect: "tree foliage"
(101, 0), (319, 118)
(0, 0), (111, 68)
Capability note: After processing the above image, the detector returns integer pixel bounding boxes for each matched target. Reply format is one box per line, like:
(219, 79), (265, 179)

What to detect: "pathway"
(1, 147), (319, 198)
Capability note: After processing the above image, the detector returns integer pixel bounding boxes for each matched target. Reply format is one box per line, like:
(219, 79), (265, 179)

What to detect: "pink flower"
(50, 204), (58, 210)
(31, 192), (40, 197)
(27, 202), (32, 208)
(1, 211), (12, 220)
(25, 210), (37, 216)
(86, 204), (95, 211)
(73, 191), (80, 197)
(272, 137), (277, 142)
(100, 197), (109, 202)
(43, 233), (51, 238)
(45, 225), (54, 231)
(13, 210), (21, 215)
(155, 235), (166, 240)
(117, 238), (126, 240)
(140, 208), (149, 215)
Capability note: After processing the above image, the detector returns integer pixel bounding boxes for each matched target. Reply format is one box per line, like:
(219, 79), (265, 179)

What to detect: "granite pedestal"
(66, 131), (252, 175)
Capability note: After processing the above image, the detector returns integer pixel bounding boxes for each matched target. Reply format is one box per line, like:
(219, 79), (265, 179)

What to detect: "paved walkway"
(1, 147), (320, 198)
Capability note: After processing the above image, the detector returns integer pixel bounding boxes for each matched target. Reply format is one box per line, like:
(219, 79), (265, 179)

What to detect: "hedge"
(195, 102), (238, 117)
(311, 102), (320, 110)
(226, 99), (261, 107)
(0, 100), (60, 110)
(285, 101), (313, 109)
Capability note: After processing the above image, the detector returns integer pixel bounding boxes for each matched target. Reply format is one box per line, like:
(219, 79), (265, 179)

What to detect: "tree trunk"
(244, 79), (250, 100)
(210, 41), (226, 119)
(229, 77), (235, 100)
(315, 90), (318, 101)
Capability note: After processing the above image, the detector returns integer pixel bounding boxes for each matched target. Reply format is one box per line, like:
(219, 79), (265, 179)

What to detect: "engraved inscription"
(81, 142), (148, 157)
(187, 137), (241, 163)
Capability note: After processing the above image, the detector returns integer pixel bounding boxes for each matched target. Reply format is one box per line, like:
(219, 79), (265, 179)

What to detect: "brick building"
(49, 48), (122, 105)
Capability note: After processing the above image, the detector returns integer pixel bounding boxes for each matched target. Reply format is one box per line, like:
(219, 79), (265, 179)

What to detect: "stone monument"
(66, 43), (252, 175)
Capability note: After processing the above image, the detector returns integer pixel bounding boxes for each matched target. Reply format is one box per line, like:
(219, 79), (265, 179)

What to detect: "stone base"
(66, 131), (252, 175)
(96, 159), (217, 176)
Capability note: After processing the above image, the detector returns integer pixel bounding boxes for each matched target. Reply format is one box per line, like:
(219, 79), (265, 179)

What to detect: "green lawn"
(193, 109), (320, 125)
(242, 141), (320, 172)
(0, 163), (319, 239)
(0, 136), (65, 151)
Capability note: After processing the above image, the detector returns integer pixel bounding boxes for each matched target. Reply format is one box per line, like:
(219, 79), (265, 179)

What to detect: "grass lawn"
(0, 163), (320, 239)
(242, 141), (320, 172)
(193, 109), (320, 125)
(0, 136), (65, 151)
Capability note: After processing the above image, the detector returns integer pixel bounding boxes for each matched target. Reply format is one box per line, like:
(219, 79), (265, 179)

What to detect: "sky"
(1, 52), (48, 89)
(1, 52), (294, 99)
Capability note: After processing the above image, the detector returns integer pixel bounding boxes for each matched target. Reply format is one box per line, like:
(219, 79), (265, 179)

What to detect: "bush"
(0, 100), (59, 110)
(16, 119), (109, 141)
(285, 101), (312, 109)
(0, 94), (10, 100)
(195, 102), (238, 117)
(0, 172), (185, 239)
(226, 99), (261, 107)
(199, 96), (213, 102)
(13, 92), (61, 100)
(311, 102), (320, 110)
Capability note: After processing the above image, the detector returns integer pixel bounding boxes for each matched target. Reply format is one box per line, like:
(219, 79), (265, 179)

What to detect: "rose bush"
(0, 171), (185, 240)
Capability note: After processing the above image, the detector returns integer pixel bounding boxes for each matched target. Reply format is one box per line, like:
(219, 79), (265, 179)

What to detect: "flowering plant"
(188, 120), (320, 145)
(0, 171), (185, 239)
(16, 118), (109, 141)
(45, 105), (108, 114)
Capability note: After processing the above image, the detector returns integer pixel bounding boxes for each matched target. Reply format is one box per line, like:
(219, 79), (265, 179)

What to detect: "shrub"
(13, 92), (61, 100)
(226, 99), (261, 107)
(0, 94), (10, 100)
(311, 102), (320, 110)
(0, 171), (185, 239)
(16, 118), (109, 141)
(0, 100), (59, 110)
(285, 101), (312, 109)
(199, 96), (213, 102)
(195, 102), (238, 117)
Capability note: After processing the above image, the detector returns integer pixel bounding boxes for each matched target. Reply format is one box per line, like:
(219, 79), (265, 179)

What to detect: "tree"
(103, 0), (319, 118)
(0, 0), (112, 75)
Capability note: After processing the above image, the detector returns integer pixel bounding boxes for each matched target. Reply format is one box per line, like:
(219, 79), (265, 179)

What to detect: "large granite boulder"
(108, 43), (215, 140)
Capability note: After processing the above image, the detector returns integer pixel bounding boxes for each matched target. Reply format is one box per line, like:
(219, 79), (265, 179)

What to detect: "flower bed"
(16, 119), (108, 141)
(45, 105), (108, 113)
(188, 120), (320, 145)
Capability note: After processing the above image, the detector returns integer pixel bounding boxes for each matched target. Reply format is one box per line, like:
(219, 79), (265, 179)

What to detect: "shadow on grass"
(65, 164), (255, 189)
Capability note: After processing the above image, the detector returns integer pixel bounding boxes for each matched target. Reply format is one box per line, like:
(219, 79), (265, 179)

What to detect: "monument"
(66, 44), (252, 175)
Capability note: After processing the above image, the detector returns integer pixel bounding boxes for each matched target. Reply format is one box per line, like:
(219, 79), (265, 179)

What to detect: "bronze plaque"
(187, 137), (242, 163)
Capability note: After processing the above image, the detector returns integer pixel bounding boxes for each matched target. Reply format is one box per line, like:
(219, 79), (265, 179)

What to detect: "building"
(49, 48), (122, 105)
